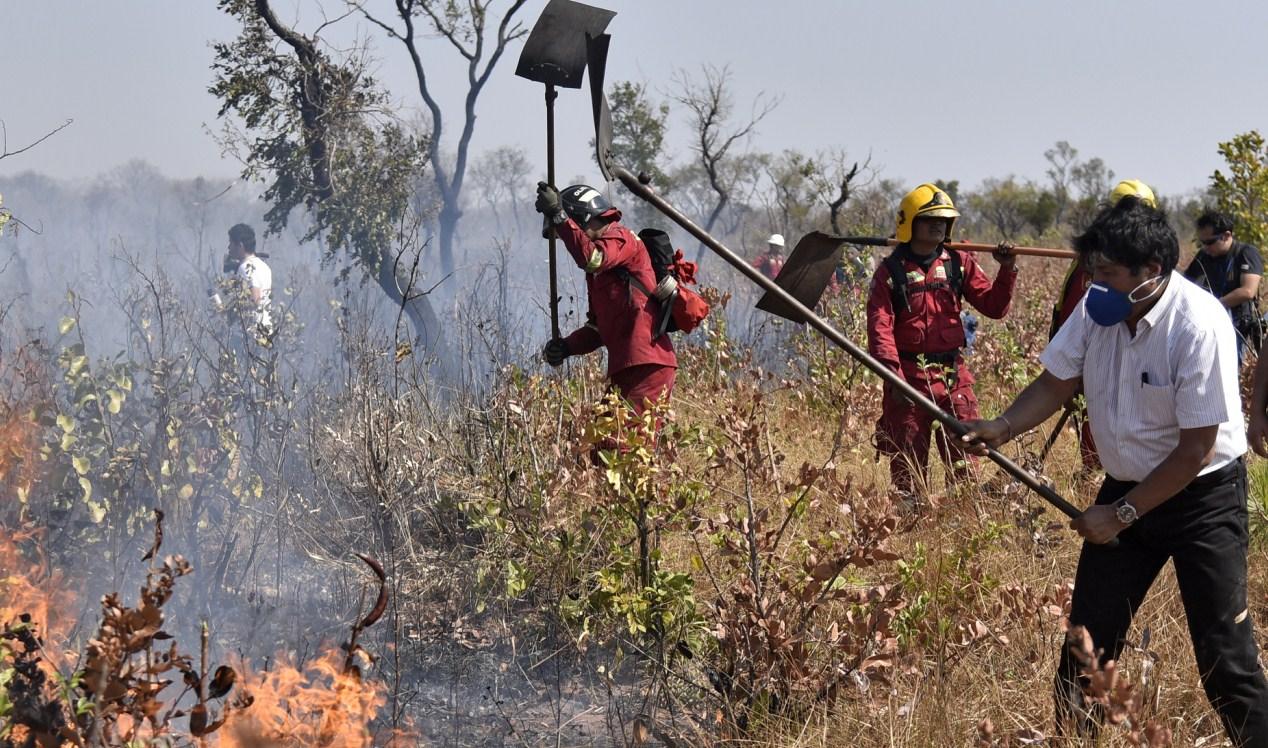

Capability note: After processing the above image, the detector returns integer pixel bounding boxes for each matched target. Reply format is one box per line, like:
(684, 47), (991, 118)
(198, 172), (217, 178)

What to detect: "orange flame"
(0, 527), (75, 666)
(219, 647), (413, 747)
(0, 342), (45, 499)
(0, 413), (31, 480)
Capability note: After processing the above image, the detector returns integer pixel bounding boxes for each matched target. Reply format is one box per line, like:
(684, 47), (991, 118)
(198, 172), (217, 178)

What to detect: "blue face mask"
(1085, 275), (1164, 326)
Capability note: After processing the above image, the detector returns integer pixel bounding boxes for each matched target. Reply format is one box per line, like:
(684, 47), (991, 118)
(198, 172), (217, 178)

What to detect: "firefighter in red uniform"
(753, 234), (786, 280)
(535, 182), (677, 414)
(1047, 179), (1157, 471)
(868, 183), (1017, 496)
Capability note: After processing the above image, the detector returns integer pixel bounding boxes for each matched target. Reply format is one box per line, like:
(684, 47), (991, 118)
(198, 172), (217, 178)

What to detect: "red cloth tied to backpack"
(669, 250), (699, 285)
(667, 251), (709, 333)
(633, 231), (712, 336)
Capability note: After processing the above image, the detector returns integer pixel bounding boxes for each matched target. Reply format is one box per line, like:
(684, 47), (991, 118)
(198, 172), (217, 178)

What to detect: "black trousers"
(1055, 458), (1268, 746)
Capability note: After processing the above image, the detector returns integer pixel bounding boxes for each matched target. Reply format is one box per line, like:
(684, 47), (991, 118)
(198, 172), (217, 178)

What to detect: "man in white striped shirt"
(962, 198), (1268, 745)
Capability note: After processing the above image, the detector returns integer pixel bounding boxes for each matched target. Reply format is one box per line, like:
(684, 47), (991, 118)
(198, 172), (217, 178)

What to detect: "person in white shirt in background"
(961, 197), (1268, 746)
(222, 223), (272, 336)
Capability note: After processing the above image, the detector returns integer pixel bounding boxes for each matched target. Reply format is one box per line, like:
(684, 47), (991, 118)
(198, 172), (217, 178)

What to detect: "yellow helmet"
(895, 183), (960, 243)
(1108, 179), (1157, 208)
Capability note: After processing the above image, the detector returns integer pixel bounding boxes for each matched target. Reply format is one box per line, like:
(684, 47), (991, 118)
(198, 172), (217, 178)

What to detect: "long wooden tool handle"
(840, 236), (1076, 260)
(616, 169), (1104, 538)
(949, 240), (1076, 260)
(546, 84), (561, 340)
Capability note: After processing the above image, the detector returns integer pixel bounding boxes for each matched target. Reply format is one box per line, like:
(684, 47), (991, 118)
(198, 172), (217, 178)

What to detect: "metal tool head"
(515, 0), (616, 88)
(587, 32), (614, 182)
(755, 232), (846, 323)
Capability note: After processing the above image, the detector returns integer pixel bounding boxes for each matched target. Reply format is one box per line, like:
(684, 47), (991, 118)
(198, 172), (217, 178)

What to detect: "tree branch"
(417, 0), (478, 61)
(387, 0), (447, 196)
(254, 0), (317, 61)
(0, 118), (73, 162)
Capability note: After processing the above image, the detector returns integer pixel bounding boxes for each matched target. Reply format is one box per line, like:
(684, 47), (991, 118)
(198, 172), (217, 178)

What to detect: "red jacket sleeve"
(555, 219), (643, 274)
(1053, 262), (1088, 332)
(960, 252), (1017, 319)
(865, 264), (903, 376)
(564, 308), (603, 356)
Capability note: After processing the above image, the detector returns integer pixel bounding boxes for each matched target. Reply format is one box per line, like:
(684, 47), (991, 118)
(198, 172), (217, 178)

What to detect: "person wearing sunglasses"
(1183, 208), (1263, 363)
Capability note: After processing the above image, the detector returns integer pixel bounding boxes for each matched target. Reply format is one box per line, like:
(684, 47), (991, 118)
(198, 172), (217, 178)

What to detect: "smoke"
(0, 161), (819, 744)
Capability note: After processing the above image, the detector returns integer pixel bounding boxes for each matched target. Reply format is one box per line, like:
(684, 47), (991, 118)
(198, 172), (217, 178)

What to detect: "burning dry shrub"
(0, 528), (74, 667)
(220, 646), (410, 748)
(0, 511), (248, 745)
(0, 339), (51, 525)
(0, 509), (406, 747)
(15, 270), (303, 619)
(0, 525), (77, 745)
(1, 618), (73, 746)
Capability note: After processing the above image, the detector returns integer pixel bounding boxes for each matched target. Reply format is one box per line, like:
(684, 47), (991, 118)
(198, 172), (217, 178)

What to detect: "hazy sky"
(3, 0), (1267, 197)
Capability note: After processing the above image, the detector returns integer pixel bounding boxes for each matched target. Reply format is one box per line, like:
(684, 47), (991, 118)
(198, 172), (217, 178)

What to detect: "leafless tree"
(356, 0), (529, 278)
(673, 65), (779, 263)
(760, 150), (816, 240)
(810, 150), (872, 235)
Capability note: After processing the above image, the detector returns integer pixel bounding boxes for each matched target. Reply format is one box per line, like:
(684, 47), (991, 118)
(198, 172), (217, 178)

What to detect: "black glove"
(535, 182), (563, 220)
(993, 241), (1017, 269)
(542, 338), (569, 367)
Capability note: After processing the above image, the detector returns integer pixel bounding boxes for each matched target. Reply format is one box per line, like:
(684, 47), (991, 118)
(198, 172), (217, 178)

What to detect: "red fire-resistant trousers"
(611, 363), (677, 415)
(876, 360), (980, 495)
(591, 364), (677, 464)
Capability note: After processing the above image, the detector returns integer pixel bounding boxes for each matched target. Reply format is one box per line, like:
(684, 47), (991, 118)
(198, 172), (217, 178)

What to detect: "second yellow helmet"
(896, 183), (960, 243)
(1108, 179), (1157, 208)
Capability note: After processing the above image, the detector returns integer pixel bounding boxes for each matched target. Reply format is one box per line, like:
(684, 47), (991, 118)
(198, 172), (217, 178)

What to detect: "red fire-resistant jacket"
(866, 245), (1017, 381)
(1051, 260), (1089, 339)
(557, 216), (678, 377)
(753, 252), (784, 280)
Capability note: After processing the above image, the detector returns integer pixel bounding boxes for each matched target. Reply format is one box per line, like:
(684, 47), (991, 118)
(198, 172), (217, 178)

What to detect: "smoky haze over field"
(0, 163), (813, 392)
(0, 164), (569, 384)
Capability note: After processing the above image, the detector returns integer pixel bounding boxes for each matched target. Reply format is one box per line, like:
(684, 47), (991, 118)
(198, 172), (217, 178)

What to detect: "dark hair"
(228, 223), (256, 253)
(1073, 199), (1178, 275)
(1195, 208), (1235, 236)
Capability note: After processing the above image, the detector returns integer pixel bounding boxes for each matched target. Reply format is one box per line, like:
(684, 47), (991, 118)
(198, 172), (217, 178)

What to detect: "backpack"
(882, 248), (963, 313)
(619, 228), (711, 337)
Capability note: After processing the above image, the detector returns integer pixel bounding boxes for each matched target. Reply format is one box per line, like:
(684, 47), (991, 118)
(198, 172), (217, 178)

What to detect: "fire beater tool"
(515, 0), (616, 340)
(585, 31), (1107, 543)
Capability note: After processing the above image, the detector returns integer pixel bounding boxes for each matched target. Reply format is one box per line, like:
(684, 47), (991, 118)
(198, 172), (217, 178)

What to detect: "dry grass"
(4, 243), (1260, 747)
(646, 253), (1265, 746)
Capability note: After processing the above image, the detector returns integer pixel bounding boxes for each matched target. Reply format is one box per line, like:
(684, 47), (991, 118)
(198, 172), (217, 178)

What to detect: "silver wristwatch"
(1113, 498), (1139, 526)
